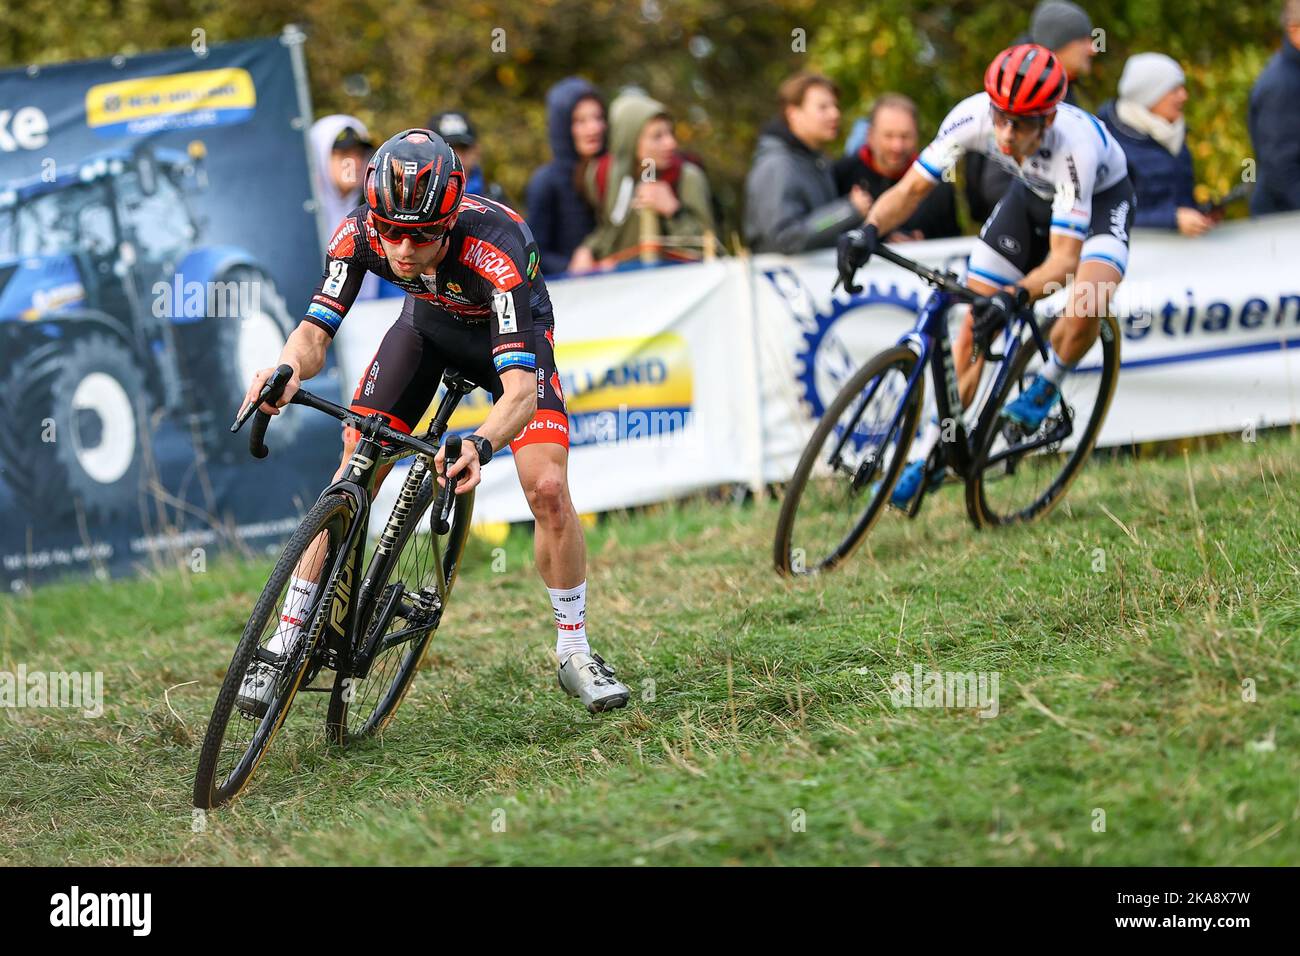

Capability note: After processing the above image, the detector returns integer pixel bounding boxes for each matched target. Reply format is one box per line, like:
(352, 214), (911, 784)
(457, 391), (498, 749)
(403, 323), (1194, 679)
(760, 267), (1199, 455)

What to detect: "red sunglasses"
(372, 216), (448, 246)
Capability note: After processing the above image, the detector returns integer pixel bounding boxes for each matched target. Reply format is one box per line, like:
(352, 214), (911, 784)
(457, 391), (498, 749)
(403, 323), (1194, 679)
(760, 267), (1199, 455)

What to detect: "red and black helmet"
(984, 44), (1068, 117)
(365, 128), (465, 242)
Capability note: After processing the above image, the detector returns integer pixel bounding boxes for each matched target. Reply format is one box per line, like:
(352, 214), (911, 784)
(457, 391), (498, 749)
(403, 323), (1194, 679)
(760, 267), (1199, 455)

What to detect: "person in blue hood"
(524, 77), (608, 277)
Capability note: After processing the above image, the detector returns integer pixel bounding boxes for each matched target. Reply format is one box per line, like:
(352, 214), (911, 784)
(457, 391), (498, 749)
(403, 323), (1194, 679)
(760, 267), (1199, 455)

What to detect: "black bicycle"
(194, 364), (478, 808)
(774, 242), (1120, 576)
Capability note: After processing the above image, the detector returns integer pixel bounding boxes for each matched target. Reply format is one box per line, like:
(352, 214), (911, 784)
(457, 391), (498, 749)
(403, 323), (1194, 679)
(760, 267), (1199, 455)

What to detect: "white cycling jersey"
(914, 92), (1129, 241)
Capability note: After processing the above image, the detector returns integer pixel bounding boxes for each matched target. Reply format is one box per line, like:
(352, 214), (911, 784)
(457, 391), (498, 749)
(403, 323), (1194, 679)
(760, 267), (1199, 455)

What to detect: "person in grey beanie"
(1030, 0), (1097, 83)
(965, 1), (1098, 223)
(1098, 53), (1213, 236)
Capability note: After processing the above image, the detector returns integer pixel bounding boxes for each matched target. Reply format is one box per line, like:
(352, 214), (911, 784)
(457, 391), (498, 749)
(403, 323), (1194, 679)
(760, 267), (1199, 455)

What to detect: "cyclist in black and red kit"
(239, 129), (629, 715)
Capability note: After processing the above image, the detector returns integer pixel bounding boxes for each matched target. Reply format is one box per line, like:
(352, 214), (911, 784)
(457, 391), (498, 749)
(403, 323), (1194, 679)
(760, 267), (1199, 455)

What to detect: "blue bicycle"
(774, 242), (1120, 576)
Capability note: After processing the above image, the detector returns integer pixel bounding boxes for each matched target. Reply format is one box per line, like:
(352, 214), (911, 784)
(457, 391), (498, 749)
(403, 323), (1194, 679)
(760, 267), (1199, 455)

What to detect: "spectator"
(1099, 54), (1212, 236)
(573, 91), (716, 270)
(833, 93), (961, 241)
(966, 1), (1096, 222)
(428, 110), (510, 205)
(524, 77), (607, 277)
(744, 71), (871, 253)
(1248, 0), (1300, 215)
(310, 114), (384, 300)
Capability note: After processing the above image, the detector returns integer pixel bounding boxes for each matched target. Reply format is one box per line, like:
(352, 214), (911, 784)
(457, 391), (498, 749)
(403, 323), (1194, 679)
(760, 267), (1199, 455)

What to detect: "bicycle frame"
(832, 244), (1053, 491)
(261, 373), (476, 680)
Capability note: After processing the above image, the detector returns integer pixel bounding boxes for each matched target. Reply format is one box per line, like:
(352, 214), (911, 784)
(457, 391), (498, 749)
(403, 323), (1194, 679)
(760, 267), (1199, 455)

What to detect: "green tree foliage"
(0, 0), (1283, 234)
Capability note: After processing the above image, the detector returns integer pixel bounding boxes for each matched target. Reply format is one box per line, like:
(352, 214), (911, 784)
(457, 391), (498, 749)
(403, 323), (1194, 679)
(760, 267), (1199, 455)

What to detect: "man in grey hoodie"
(744, 71), (872, 254)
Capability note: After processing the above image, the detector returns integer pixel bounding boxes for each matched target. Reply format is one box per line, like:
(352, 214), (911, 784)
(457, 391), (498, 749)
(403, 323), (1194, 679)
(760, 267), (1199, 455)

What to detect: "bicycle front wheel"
(193, 492), (353, 809)
(966, 312), (1120, 526)
(774, 345), (922, 575)
(326, 466), (474, 745)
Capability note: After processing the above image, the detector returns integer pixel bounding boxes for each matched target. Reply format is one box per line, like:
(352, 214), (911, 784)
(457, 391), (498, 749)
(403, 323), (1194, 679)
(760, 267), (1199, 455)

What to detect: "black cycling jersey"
(305, 195), (554, 379)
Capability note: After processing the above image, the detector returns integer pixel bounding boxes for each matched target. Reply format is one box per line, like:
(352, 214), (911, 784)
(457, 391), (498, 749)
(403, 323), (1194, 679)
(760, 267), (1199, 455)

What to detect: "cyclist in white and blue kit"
(838, 44), (1135, 507)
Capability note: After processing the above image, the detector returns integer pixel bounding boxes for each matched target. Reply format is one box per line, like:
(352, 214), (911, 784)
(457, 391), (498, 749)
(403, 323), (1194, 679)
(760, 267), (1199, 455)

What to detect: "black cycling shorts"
(346, 298), (569, 452)
(968, 176), (1136, 287)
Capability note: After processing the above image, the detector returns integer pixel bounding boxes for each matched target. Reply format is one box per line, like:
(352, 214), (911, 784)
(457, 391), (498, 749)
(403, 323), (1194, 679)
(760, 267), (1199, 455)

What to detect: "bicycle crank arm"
(987, 418), (1075, 470)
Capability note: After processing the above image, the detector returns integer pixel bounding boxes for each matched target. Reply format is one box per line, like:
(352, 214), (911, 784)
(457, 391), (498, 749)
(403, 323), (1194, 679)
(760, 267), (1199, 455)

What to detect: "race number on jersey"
(492, 291), (517, 334)
(323, 260), (349, 297)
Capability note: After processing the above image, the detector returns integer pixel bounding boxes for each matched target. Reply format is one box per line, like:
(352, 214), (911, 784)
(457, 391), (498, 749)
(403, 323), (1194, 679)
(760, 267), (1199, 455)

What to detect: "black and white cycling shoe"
(235, 658), (282, 719)
(557, 652), (630, 713)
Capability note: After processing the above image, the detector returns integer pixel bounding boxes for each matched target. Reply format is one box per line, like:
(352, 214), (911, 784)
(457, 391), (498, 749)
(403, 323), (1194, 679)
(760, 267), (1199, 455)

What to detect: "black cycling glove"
(971, 287), (1029, 355)
(835, 224), (879, 294)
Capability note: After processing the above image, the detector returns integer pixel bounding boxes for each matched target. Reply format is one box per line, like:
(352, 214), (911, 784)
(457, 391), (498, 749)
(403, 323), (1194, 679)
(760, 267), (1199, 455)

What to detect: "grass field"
(1, 434), (1297, 865)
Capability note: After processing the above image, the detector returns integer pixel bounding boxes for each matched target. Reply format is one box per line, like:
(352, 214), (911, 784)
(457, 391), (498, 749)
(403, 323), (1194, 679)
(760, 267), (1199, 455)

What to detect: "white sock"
(267, 575), (318, 655)
(1040, 348), (1075, 387)
(549, 581), (589, 663)
(908, 414), (941, 464)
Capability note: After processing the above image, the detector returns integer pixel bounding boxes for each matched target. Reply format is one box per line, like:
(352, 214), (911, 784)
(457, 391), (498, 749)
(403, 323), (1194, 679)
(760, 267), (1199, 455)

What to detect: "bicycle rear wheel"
(774, 346), (922, 575)
(193, 492), (353, 808)
(326, 462), (475, 744)
(966, 313), (1120, 526)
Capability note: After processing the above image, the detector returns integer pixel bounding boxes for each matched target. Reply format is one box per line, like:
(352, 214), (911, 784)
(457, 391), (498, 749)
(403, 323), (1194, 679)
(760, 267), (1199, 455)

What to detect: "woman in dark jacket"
(524, 77), (607, 277)
(1098, 52), (1213, 236)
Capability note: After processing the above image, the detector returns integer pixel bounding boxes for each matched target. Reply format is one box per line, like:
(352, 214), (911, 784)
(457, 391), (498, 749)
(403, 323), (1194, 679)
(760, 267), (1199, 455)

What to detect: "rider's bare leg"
(1049, 259), (1121, 366)
(513, 441), (590, 662)
(513, 441), (585, 587)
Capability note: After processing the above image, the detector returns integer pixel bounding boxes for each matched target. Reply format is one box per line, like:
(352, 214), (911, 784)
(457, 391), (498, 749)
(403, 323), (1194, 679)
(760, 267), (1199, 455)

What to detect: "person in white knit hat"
(1098, 53), (1214, 236)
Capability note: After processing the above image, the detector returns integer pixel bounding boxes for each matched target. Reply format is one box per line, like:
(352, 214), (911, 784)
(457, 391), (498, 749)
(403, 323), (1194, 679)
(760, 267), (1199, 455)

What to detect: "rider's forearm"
(473, 387), (537, 453)
(278, 323), (331, 381)
(866, 171), (933, 237)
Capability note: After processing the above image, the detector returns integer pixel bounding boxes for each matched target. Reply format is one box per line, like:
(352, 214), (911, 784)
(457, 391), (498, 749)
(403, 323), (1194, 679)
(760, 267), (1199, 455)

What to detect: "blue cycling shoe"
(1002, 374), (1061, 431)
(888, 459), (944, 509)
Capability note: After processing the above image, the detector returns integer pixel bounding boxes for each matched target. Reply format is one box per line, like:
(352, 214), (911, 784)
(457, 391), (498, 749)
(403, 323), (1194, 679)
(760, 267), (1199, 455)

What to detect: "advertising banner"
(753, 214), (1300, 477)
(0, 35), (342, 589)
(335, 261), (758, 525)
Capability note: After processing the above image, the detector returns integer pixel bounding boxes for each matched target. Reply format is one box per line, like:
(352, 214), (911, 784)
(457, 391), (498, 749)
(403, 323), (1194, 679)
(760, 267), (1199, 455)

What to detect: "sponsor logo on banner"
(764, 266), (926, 420)
(85, 68), (256, 137)
(421, 333), (694, 450)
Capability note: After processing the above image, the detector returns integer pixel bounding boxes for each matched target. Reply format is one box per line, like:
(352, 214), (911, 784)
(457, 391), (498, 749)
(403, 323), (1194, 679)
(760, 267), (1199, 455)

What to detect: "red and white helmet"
(984, 44), (1069, 117)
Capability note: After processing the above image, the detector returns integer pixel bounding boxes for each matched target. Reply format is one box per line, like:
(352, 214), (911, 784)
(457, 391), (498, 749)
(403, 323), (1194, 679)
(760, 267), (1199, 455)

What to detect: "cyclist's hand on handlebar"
(434, 440), (481, 494)
(971, 287), (1029, 355)
(241, 366), (300, 417)
(835, 224), (879, 295)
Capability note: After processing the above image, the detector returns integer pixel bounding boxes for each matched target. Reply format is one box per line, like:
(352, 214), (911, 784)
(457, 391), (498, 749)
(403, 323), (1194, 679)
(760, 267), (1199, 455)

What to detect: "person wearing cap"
(965, 1), (1096, 222)
(428, 110), (510, 206)
(1248, 0), (1300, 216)
(1030, 0), (1096, 88)
(310, 114), (386, 299)
(1099, 53), (1212, 236)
